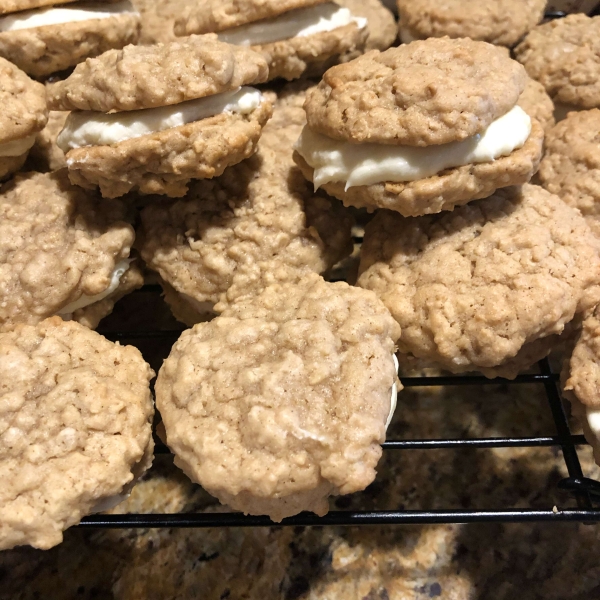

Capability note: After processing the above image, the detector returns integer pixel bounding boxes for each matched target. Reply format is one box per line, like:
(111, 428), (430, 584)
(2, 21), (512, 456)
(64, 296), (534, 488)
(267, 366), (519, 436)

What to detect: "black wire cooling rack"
(79, 7), (600, 529)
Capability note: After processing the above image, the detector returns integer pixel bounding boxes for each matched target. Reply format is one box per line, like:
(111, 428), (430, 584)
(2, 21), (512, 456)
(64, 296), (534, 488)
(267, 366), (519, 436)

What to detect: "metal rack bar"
(79, 508), (600, 529)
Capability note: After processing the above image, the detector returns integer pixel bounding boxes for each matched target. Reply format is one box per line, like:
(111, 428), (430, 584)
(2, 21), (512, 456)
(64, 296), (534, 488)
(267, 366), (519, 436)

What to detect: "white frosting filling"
(587, 408), (600, 442)
(0, 134), (35, 157)
(386, 354), (399, 431)
(58, 259), (130, 317)
(295, 105), (532, 189)
(57, 87), (264, 151)
(0, 1), (136, 32)
(91, 492), (130, 514)
(217, 2), (367, 46)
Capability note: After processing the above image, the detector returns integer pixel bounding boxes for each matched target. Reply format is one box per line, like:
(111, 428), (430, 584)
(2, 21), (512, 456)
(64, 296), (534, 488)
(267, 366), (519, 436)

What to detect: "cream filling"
(91, 492), (130, 514)
(386, 354), (399, 431)
(0, 1), (136, 31)
(217, 2), (367, 46)
(0, 134), (35, 157)
(58, 259), (130, 317)
(57, 87), (264, 151)
(587, 408), (600, 445)
(295, 105), (532, 189)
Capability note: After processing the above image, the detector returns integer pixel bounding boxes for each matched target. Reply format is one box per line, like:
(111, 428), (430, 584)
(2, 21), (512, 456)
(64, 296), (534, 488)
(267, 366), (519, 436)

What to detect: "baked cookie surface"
(26, 110), (69, 172)
(517, 77), (556, 132)
(0, 170), (135, 332)
(357, 184), (600, 378)
(397, 0), (546, 47)
(0, 2), (141, 78)
(0, 317), (154, 550)
(303, 38), (527, 146)
(139, 83), (352, 310)
(538, 109), (600, 236)
(155, 274), (400, 522)
(515, 14), (600, 109)
(337, 0), (396, 55)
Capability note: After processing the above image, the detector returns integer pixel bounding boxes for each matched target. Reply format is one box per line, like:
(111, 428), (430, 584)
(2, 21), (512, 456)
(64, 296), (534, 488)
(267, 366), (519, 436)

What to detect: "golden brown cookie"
(518, 77), (556, 132)
(357, 184), (600, 378)
(338, 0), (397, 54)
(130, 0), (178, 44)
(48, 36), (272, 198)
(0, 317), (154, 550)
(175, 1), (368, 82)
(0, 1), (141, 78)
(0, 57), (47, 180)
(515, 14), (600, 109)
(0, 170), (136, 332)
(397, 0), (546, 47)
(538, 109), (600, 237)
(155, 273), (400, 521)
(139, 82), (353, 310)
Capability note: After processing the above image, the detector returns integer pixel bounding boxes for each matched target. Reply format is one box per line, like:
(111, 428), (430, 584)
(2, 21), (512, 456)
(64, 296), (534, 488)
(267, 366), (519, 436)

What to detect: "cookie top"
(358, 184), (600, 374)
(174, 0), (326, 36)
(0, 170), (134, 332)
(538, 109), (600, 233)
(0, 317), (154, 550)
(338, 0), (397, 53)
(48, 35), (269, 113)
(156, 274), (400, 521)
(397, 0), (547, 47)
(517, 77), (555, 132)
(515, 14), (600, 109)
(304, 38), (528, 147)
(0, 57), (47, 145)
(140, 82), (352, 308)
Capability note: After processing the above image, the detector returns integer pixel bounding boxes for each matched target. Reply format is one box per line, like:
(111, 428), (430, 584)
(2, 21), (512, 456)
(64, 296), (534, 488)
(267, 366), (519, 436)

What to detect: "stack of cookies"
(4, 2), (600, 544)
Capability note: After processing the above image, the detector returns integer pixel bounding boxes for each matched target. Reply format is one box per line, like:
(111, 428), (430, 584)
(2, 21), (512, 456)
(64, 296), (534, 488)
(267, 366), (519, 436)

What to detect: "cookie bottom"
(255, 22), (367, 81)
(0, 151), (28, 181)
(160, 279), (216, 328)
(293, 119), (544, 217)
(64, 99), (273, 198)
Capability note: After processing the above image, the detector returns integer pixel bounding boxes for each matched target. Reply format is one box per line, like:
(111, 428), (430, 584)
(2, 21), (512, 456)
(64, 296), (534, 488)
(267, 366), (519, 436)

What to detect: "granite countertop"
(2, 288), (599, 600)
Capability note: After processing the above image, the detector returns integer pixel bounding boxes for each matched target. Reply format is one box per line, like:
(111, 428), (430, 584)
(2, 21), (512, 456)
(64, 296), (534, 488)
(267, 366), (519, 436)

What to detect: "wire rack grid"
(79, 8), (600, 529)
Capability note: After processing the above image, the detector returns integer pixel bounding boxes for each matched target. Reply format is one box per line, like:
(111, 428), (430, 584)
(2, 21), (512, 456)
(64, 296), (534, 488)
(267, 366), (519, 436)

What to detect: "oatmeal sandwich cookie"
(294, 38), (544, 217)
(538, 110), (600, 237)
(358, 184), (600, 379)
(26, 110), (69, 172)
(515, 15), (600, 115)
(156, 274), (400, 521)
(0, 57), (47, 180)
(396, 0), (546, 47)
(0, 170), (140, 332)
(48, 36), (272, 198)
(563, 305), (600, 467)
(174, 0), (368, 82)
(0, 0), (140, 78)
(139, 83), (353, 324)
(0, 317), (154, 550)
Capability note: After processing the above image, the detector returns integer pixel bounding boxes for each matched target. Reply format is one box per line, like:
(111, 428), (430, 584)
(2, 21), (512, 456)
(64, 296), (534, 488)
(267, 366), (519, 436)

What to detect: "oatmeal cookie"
(515, 14), (600, 109)
(155, 274), (400, 521)
(62, 100), (273, 198)
(0, 170), (135, 332)
(538, 109), (600, 237)
(0, 0), (121, 13)
(357, 184), (600, 378)
(131, 0), (179, 44)
(0, 57), (47, 179)
(293, 120), (544, 216)
(48, 35), (269, 113)
(563, 305), (600, 465)
(140, 83), (353, 309)
(303, 39), (527, 146)
(27, 110), (69, 172)
(338, 0), (397, 54)
(397, 0), (546, 47)
(159, 278), (216, 328)
(175, 1), (368, 83)
(0, 317), (154, 550)
(0, 2), (141, 78)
